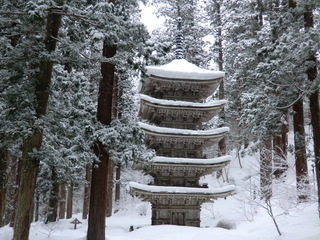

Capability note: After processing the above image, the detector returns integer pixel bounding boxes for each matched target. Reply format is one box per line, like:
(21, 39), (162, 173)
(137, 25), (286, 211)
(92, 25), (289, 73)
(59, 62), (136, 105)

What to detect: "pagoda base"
(129, 182), (235, 228)
(151, 204), (201, 227)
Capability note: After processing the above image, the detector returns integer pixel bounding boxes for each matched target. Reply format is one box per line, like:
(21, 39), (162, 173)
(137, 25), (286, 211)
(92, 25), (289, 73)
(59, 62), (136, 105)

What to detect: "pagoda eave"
(148, 74), (223, 82)
(138, 122), (229, 137)
(141, 75), (223, 101)
(134, 156), (232, 176)
(140, 94), (227, 108)
(139, 95), (226, 127)
(147, 163), (229, 179)
(129, 182), (235, 205)
(150, 161), (229, 172)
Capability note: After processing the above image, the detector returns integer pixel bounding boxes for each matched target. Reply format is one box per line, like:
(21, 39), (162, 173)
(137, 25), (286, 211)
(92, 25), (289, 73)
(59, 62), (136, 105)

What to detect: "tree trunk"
(106, 161), (114, 217)
(215, 1), (226, 158)
(87, 37), (117, 240)
(9, 157), (21, 227)
(274, 115), (288, 178)
(115, 165), (121, 202)
(260, 138), (273, 200)
(105, 72), (119, 218)
(281, 113), (289, 158)
(304, 7), (320, 215)
(288, 0), (296, 9)
(82, 165), (91, 220)
(59, 184), (66, 219)
(66, 182), (73, 219)
(88, 143), (109, 240)
(12, 7), (62, 240)
(34, 193), (40, 222)
(12, 140), (40, 237)
(293, 100), (309, 201)
(3, 154), (18, 227)
(48, 167), (59, 222)
(274, 132), (283, 178)
(0, 150), (7, 227)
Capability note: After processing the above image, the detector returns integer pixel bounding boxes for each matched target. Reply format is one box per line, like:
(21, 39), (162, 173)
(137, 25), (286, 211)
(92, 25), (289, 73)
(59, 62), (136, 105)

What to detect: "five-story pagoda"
(130, 18), (234, 227)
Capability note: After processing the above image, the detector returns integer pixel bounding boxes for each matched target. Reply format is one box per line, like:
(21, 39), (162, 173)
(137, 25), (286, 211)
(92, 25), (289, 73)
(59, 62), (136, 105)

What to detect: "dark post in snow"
(70, 218), (82, 229)
(175, 17), (184, 59)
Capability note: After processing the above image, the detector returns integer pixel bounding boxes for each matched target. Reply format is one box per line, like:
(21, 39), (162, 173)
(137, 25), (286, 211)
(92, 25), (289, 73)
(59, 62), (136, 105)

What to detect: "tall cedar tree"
(216, 2), (226, 158)
(87, 3), (117, 236)
(257, 6), (273, 200)
(289, 0), (309, 202)
(304, 3), (320, 215)
(272, 0), (289, 179)
(13, 6), (62, 240)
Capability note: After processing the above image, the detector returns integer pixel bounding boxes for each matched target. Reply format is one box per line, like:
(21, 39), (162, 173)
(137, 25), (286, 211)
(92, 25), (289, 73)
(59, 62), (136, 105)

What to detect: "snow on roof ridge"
(139, 94), (227, 107)
(138, 122), (229, 136)
(129, 182), (235, 194)
(153, 155), (231, 164)
(146, 59), (225, 80)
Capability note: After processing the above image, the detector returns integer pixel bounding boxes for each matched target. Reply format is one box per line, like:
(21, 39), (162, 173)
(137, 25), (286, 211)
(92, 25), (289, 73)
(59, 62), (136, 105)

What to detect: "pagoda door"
(171, 212), (185, 225)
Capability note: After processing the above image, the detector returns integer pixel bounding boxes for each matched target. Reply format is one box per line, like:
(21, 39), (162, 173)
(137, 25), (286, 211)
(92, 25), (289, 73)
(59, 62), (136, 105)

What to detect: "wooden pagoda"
(130, 18), (234, 227)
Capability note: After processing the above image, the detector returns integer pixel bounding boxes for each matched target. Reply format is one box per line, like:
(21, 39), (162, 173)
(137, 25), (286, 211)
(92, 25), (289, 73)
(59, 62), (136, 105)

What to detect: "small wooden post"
(70, 218), (82, 229)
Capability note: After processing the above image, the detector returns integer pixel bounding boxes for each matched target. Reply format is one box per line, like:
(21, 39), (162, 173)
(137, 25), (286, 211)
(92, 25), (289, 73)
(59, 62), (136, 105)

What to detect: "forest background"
(0, 0), (319, 240)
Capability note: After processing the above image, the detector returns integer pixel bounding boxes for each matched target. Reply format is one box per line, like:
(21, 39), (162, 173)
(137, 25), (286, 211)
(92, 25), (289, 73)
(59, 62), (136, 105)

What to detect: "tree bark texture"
(48, 167), (59, 222)
(115, 165), (121, 202)
(34, 194), (40, 222)
(105, 70), (119, 218)
(304, 7), (320, 215)
(88, 143), (109, 240)
(281, 113), (289, 158)
(260, 138), (273, 200)
(293, 100), (309, 201)
(5, 155), (19, 227)
(82, 166), (91, 220)
(10, 155), (21, 227)
(288, 0), (296, 9)
(66, 182), (73, 219)
(87, 39), (117, 240)
(106, 160), (114, 217)
(0, 150), (6, 227)
(59, 184), (66, 219)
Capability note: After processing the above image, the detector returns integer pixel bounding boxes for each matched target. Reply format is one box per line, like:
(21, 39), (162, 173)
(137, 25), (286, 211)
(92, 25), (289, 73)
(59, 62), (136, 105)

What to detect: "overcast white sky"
(139, 3), (164, 33)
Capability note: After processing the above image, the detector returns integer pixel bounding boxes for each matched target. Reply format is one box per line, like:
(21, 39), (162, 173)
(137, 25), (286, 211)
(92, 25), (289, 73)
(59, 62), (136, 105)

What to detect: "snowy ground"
(1, 200), (318, 240)
(1, 146), (320, 240)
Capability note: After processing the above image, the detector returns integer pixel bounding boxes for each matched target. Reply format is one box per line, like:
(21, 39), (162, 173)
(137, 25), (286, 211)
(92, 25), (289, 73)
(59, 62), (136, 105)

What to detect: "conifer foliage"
(1, 0), (151, 239)
(221, 0), (320, 202)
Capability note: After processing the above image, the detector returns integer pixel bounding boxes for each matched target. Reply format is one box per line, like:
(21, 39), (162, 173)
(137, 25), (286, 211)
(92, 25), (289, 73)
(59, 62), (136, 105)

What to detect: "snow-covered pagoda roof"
(139, 94), (227, 108)
(138, 122), (229, 136)
(129, 182), (235, 195)
(129, 182), (235, 205)
(153, 155), (231, 165)
(146, 59), (224, 80)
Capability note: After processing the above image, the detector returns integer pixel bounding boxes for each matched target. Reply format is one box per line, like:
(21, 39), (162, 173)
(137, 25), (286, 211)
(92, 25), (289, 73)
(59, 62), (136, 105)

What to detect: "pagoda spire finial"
(175, 17), (184, 59)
